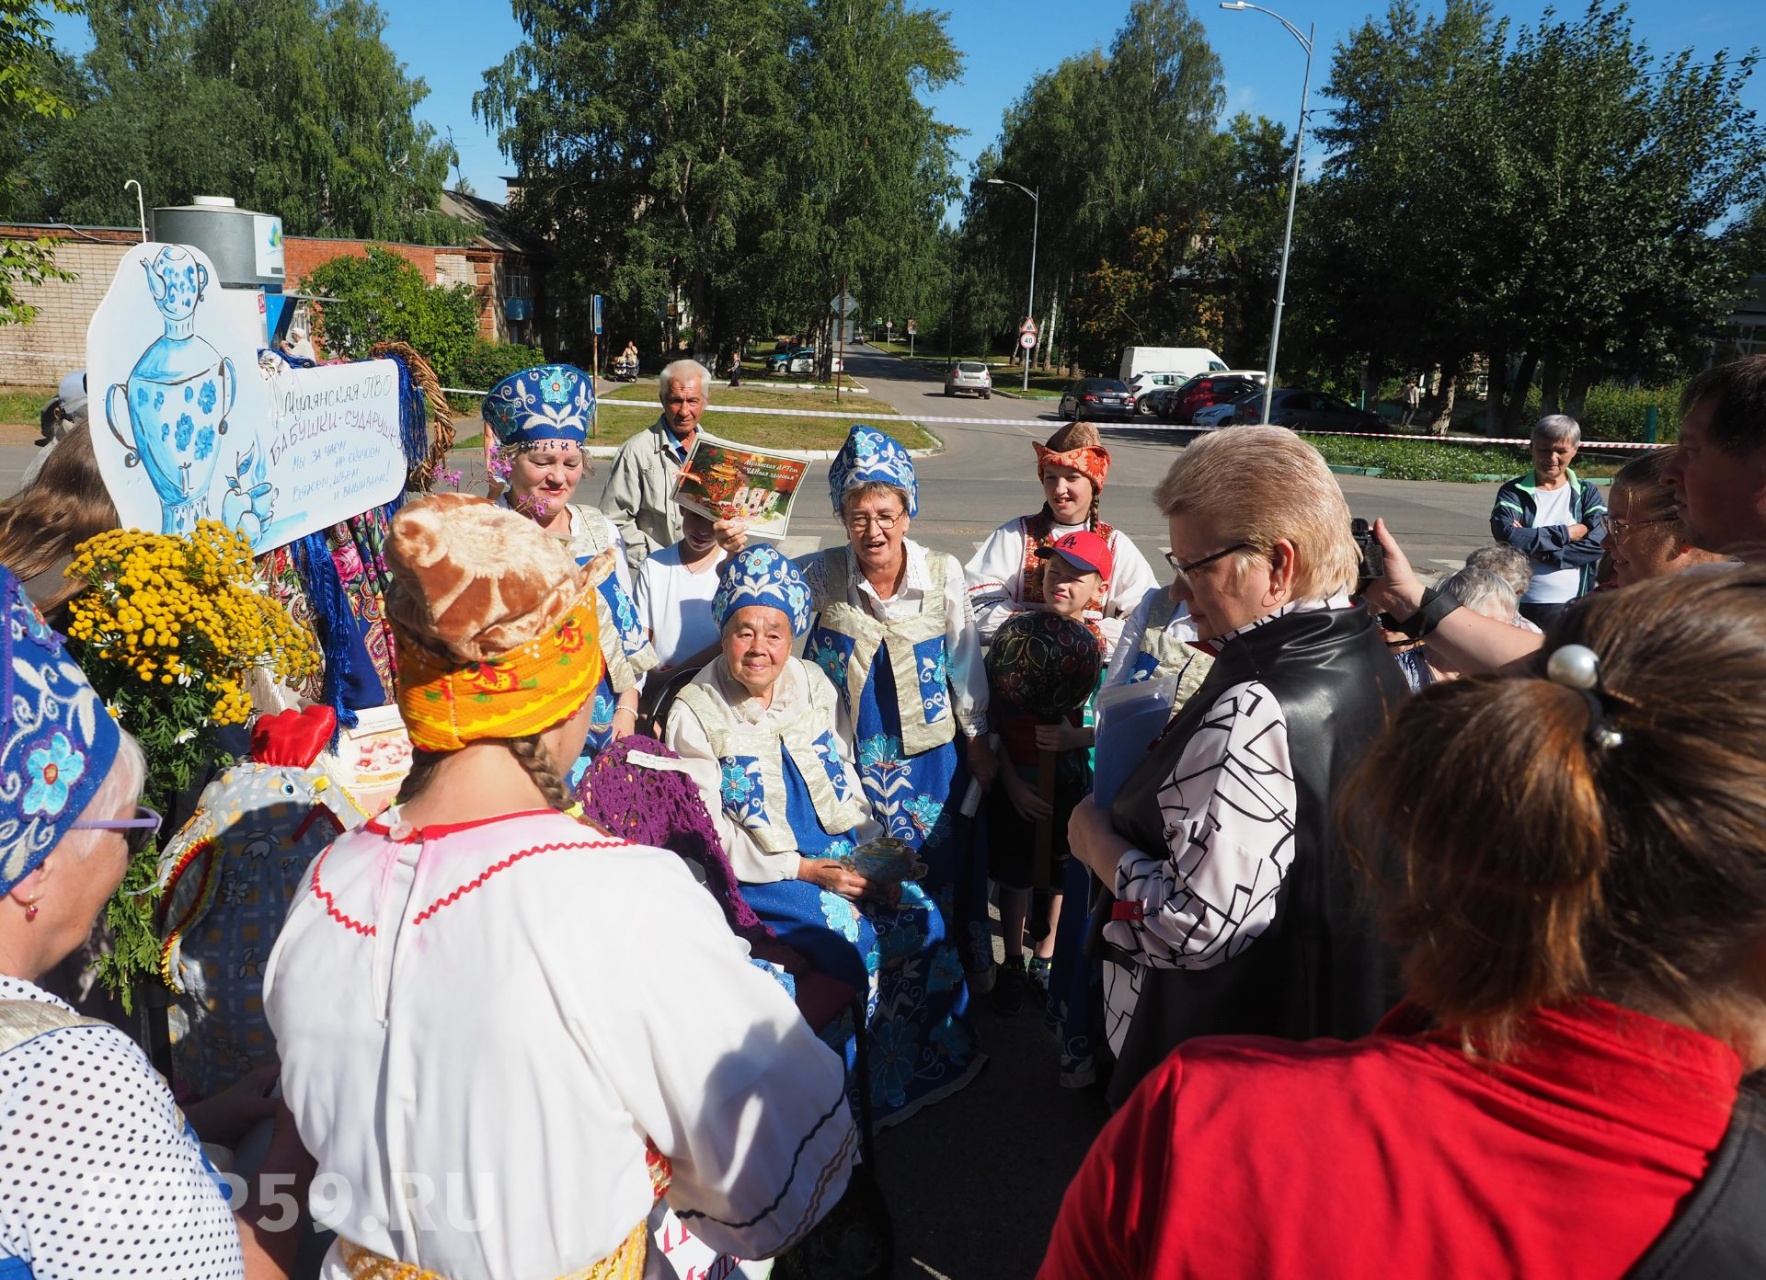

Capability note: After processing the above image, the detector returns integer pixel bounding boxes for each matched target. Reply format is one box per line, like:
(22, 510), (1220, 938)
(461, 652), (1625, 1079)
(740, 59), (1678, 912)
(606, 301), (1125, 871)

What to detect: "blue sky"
(49, 0), (1766, 206)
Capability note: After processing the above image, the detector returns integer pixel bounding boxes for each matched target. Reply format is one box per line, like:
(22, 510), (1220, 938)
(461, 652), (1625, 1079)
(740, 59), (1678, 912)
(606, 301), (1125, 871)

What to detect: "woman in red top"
(1042, 565), (1766, 1279)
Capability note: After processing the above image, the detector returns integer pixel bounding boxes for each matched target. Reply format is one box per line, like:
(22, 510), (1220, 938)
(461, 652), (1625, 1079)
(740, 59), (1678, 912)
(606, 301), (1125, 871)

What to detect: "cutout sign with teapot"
(88, 242), (406, 552)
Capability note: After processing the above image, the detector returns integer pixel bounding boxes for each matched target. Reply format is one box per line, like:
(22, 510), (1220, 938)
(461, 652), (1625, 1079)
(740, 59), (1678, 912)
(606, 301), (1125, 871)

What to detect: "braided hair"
(395, 734), (574, 814)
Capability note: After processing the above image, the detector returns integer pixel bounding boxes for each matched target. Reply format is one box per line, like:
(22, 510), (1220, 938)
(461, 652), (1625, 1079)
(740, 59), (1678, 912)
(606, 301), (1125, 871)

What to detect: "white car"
(1191, 400), (1242, 427)
(1128, 370), (1184, 399)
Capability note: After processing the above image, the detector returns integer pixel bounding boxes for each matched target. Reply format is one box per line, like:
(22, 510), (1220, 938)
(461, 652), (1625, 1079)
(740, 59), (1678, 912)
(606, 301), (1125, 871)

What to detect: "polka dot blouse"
(0, 975), (244, 1277)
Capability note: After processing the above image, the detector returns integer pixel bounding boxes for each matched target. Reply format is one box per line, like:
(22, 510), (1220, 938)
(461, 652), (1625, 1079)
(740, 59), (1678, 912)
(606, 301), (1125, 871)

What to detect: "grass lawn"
(454, 383), (935, 453)
(1299, 432), (1628, 483)
(0, 385), (55, 429)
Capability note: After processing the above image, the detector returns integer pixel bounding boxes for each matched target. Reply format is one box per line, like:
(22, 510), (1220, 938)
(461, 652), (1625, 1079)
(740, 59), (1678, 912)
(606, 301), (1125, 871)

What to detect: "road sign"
(1019, 316), (1038, 335)
(831, 291), (859, 317)
(1019, 330), (1037, 350)
(592, 294), (603, 335)
(906, 318), (917, 336)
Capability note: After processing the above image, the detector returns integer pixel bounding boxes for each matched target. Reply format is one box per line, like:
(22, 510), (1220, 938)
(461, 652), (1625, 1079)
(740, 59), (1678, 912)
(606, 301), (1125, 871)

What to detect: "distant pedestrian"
(1400, 377), (1421, 428)
(1490, 414), (1606, 631)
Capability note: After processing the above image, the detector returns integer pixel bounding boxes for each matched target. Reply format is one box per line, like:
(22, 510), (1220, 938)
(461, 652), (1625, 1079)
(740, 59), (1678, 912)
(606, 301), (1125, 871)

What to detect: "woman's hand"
(967, 734), (999, 790)
(1358, 518), (1427, 620)
(611, 699), (640, 742)
(798, 857), (873, 901)
(1067, 794), (1134, 881)
(713, 517), (749, 553)
(185, 1064), (281, 1149)
(1003, 768), (1053, 823)
(1035, 721), (1093, 753)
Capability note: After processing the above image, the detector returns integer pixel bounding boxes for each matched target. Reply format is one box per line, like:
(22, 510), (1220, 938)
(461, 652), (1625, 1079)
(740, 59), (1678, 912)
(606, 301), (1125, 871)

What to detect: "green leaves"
(306, 246), (479, 384)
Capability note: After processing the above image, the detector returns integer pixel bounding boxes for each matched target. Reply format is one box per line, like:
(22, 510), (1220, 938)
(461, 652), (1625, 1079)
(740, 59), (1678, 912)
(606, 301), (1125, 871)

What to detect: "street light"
(1220, 1), (1313, 425)
(986, 177), (1041, 393)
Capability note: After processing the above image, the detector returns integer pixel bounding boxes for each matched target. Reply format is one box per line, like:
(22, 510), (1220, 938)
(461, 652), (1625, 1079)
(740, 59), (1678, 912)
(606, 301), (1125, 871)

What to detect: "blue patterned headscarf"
(482, 364), (595, 449)
(827, 425), (918, 518)
(712, 545), (813, 637)
(2, 567), (121, 895)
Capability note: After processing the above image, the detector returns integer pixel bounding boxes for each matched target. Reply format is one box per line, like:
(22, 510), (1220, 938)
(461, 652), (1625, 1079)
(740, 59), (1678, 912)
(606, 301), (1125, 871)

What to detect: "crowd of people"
(2, 349), (1764, 1278)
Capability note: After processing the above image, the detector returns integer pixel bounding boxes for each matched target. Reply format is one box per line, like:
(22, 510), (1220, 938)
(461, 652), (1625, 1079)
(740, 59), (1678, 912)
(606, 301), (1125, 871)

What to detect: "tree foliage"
(477, 0), (960, 362)
(306, 246), (478, 382)
(3, 0), (467, 242)
(0, 0), (80, 324)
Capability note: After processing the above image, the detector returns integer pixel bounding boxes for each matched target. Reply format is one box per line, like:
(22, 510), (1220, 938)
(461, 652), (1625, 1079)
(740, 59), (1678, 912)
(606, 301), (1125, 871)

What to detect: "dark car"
(1058, 377), (1137, 422)
(1155, 373), (1265, 423)
(1229, 387), (1387, 434)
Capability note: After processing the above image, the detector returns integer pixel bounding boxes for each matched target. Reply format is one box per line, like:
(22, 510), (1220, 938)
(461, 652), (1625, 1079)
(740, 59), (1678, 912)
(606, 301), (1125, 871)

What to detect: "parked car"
(1128, 370), (1184, 400)
(765, 348), (842, 377)
(1058, 377), (1137, 422)
(1119, 346), (1228, 385)
(944, 360), (992, 398)
(1158, 371), (1267, 422)
(1228, 388), (1388, 433)
(1192, 396), (1247, 427)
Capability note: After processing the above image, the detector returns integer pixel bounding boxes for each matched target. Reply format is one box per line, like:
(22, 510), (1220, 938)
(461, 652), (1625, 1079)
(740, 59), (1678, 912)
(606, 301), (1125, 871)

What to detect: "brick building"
(0, 189), (538, 387)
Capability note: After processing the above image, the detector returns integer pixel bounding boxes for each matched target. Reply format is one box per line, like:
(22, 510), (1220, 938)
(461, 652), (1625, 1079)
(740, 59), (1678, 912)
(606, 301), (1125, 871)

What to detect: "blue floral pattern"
(813, 731), (856, 804)
(827, 425), (920, 517)
(482, 364), (594, 448)
(710, 545), (813, 636)
(718, 756), (767, 824)
(914, 636), (950, 725)
(804, 629), (853, 691)
(22, 732), (85, 817)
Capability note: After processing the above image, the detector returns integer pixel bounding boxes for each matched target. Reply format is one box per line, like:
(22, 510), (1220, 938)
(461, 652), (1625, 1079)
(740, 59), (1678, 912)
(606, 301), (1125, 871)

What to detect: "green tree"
(7, 0), (465, 241)
(0, 0), (81, 324)
(306, 246), (478, 382)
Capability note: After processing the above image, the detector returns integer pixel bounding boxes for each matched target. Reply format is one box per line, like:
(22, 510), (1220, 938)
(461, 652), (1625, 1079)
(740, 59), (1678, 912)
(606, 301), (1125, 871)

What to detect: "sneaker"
(992, 959), (1027, 1017)
(1029, 955), (1052, 993)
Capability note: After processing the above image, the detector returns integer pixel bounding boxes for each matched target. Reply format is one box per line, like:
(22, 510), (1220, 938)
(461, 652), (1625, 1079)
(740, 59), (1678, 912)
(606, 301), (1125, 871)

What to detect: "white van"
(1119, 346), (1228, 384)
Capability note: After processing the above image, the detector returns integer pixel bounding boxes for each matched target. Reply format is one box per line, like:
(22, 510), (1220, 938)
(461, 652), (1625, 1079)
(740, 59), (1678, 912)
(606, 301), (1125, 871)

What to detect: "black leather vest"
(1104, 605), (1409, 1108)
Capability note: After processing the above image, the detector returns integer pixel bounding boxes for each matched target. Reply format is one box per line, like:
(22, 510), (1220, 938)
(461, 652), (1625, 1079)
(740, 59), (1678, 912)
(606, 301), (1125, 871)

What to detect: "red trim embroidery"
(310, 843), (376, 936)
(412, 839), (626, 926)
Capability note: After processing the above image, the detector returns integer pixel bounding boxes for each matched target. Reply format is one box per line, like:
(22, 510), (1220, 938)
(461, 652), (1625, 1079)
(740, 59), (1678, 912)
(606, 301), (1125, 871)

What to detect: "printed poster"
(672, 440), (807, 540)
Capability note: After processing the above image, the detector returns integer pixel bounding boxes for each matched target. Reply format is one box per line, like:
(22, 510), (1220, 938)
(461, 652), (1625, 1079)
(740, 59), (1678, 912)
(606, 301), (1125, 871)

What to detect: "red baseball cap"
(1038, 530), (1113, 581)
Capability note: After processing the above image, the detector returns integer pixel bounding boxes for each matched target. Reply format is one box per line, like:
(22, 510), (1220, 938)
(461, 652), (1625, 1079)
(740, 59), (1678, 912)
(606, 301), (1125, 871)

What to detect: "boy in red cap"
(987, 530), (1113, 1016)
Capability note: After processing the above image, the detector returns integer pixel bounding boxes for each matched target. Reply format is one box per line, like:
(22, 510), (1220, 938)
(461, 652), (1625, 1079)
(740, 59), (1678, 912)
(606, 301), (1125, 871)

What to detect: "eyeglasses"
(70, 806), (162, 857)
(1606, 516), (1676, 538)
(1163, 542), (1251, 591)
(845, 510), (905, 533)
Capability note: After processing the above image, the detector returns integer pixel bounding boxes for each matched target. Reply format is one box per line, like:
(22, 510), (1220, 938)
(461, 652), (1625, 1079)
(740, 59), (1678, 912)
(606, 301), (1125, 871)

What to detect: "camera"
(1351, 518), (1385, 587)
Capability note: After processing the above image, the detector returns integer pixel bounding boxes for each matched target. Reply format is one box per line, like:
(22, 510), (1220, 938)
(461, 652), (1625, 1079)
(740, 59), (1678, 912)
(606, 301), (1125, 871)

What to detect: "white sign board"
(1020, 330), (1037, 350)
(88, 242), (406, 552)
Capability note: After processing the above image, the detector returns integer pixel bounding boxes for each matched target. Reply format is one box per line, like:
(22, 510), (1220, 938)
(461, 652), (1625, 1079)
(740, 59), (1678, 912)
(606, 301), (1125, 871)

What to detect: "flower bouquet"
(64, 522), (318, 998)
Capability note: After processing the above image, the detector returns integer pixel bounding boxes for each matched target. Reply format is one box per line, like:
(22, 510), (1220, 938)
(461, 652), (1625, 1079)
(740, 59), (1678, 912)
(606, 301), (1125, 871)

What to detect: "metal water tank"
(150, 195), (284, 288)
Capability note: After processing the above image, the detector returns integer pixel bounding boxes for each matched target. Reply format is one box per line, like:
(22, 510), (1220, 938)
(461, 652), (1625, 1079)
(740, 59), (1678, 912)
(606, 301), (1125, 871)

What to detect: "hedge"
(1518, 383), (1685, 444)
(1300, 434), (1533, 483)
(451, 340), (548, 410)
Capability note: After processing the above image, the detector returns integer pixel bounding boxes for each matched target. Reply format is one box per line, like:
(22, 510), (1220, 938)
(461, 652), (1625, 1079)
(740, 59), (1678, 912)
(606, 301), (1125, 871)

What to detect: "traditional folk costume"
(0, 569), (243, 1279)
(1103, 583), (1216, 707)
(963, 422), (1158, 662)
(664, 547), (886, 1074)
(483, 365), (657, 764)
(264, 497), (855, 1279)
(799, 427), (988, 1120)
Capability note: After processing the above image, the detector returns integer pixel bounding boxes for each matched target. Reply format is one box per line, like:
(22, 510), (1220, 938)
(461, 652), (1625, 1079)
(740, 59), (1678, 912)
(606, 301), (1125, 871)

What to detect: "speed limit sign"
(1019, 330), (1037, 350)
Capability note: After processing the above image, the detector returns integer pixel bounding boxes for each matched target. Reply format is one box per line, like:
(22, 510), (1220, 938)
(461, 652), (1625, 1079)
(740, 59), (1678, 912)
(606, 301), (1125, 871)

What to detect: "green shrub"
(1299, 433), (1531, 483)
(454, 339), (548, 403)
(308, 246), (479, 386)
(1519, 382), (1685, 444)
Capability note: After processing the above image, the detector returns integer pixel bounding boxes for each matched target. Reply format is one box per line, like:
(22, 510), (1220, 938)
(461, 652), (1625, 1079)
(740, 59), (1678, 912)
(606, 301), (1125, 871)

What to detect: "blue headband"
(482, 364), (594, 449)
(2, 567), (122, 896)
(712, 545), (813, 637)
(828, 425), (918, 518)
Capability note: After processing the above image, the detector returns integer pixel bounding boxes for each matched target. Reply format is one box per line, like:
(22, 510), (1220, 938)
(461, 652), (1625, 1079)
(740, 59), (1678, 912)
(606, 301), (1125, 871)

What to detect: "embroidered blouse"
(964, 514), (1159, 659)
(263, 809), (856, 1276)
(0, 975), (244, 1279)
(665, 659), (883, 883)
(799, 540), (989, 737)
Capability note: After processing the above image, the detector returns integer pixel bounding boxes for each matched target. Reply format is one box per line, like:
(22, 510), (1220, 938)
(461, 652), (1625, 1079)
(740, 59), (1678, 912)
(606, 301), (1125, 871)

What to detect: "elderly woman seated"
(668, 546), (967, 1123)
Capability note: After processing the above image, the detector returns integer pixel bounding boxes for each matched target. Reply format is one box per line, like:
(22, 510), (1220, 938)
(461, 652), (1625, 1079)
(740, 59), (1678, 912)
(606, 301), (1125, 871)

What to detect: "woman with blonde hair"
(1045, 565), (1766, 1278)
(0, 422), (117, 617)
(1068, 426), (1408, 1107)
(264, 495), (855, 1277)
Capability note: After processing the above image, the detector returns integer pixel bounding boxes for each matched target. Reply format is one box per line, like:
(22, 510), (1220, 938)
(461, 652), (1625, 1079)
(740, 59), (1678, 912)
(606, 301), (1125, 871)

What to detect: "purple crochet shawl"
(578, 735), (774, 944)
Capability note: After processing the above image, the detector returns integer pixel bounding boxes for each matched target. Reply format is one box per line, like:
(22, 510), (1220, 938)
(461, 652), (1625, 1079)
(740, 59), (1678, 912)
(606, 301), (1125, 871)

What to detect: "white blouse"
(263, 809), (856, 1276)
(635, 543), (727, 671)
(0, 975), (244, 1278)
(963, 515), (1160, 660)
(800, 539), (989, 737)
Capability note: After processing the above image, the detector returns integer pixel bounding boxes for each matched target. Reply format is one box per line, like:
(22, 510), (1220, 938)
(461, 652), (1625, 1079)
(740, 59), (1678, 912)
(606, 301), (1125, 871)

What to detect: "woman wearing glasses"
(798, 426), (994, 1120)
(0, 568), (304, 1278)
(1068, 427), (1409, 1108)
(1604, 450), (1730, 587)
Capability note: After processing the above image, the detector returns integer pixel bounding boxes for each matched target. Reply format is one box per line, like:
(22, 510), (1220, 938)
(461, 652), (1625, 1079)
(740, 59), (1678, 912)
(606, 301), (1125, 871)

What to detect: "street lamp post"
(1220, 2), (1313, 425)
(986, 177), (1041, 392)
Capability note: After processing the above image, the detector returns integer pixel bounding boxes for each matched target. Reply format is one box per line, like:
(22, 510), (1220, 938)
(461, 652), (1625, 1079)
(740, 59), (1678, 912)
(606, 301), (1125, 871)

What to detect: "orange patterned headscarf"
(1034, 421), (1111, 490)
(396, 580), (604, 751)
